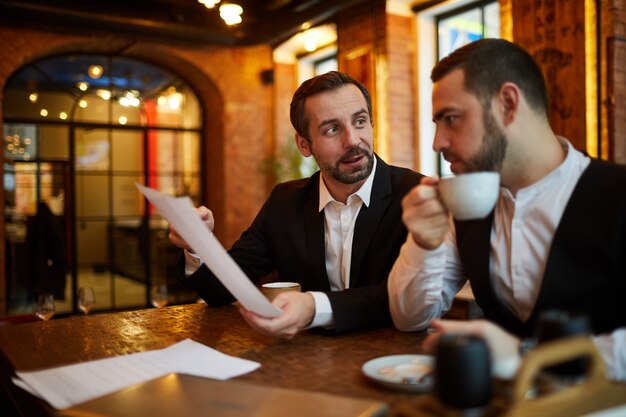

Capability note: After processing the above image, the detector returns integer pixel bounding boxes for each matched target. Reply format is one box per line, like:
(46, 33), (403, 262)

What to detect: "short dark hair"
(290, 71), (372, 141)
(431, 38), (549, 116)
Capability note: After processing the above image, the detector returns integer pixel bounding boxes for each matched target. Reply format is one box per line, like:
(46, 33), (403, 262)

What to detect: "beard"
(318, 146), (374, 185)
(465, 110), (508, 173)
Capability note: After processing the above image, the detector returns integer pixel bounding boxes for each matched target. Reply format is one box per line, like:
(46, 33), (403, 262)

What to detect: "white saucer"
(362, 354), (434, 393)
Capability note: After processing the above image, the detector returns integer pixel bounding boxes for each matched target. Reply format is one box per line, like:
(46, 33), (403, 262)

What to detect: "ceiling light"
(59, 112), (68, 120)
(220, 3), (243, 25)
(79, 100), (88, 108)
(40, 109), (48, 117)
(88, 65), (103, 79)
(29, 92), (38, 103)
(77, 81), (89, 91)
(304, 37), (317, 52)
(198, 0), (220, 8)
(118, 116), (128, 125)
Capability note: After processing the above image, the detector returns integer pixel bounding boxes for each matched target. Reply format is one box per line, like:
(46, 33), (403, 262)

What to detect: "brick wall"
(337, 0), (417, 170)
(386, 13), (417, 169)
(271, 62), (298, 184)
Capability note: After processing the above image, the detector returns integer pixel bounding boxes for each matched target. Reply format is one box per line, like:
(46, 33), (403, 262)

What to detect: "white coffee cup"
(438, 172), (500, 220)
(261, 282), (301, 301)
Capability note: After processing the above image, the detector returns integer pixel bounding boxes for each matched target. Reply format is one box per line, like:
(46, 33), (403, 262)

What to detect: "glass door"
(3, 54), (203, 316)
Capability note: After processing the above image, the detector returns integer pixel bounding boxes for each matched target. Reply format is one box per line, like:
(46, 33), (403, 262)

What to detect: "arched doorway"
(3, 54), (203, 315)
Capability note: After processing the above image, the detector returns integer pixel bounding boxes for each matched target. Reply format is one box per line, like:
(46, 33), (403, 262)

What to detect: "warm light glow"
(77, 81), (89, 91)
(129, 97), (140, 107)
(304, 36), (317, 52)
(40, 109), (48, 117)
(301, 22), (311, 30)
(220, 3), (243, 25)
(119, 97), (130, 107)
(118, 116), (128, 125)
(157, 96), (167, 106)
(24, 138), (31, 145)
(79, 99), (88, 108)
(198, 0), (220, 8)
(29, 92), (38, 103)
(59, 112), (68, 120)
(88, 65), (103, 79)
(168, 93), (182, 110)
(585, 0), (599, 158)
(97, 89), (111, 100)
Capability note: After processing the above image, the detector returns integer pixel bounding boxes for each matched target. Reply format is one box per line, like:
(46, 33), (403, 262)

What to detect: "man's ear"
(495, 82), (521, 126)
(295, 133), (312, 157)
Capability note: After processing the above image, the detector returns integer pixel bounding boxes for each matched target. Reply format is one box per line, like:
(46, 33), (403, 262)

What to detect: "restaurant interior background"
(0, 0), (624, 317)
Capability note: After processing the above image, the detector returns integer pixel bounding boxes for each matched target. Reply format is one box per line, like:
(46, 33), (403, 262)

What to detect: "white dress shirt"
(388, 138), (626, 381)
(185, 158), (378, 330)
(307, 156), (377, 328)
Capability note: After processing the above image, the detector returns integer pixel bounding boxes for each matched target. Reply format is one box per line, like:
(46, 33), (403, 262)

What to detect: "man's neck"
(501, 126), (566, 196)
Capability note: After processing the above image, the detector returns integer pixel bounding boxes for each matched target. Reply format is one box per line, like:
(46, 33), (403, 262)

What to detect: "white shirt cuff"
(592, 329), (626, 381)
(306, 291), (334, 329)
(184, 250), (203, 277)
(492, 355), (521, 380)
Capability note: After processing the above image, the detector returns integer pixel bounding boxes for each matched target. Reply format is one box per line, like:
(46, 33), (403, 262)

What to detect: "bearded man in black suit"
(170, 71), (423, 338)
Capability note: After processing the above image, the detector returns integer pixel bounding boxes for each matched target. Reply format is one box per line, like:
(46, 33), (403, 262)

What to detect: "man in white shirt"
(388, 39), (626, 380)
(170, 71), (422, 339)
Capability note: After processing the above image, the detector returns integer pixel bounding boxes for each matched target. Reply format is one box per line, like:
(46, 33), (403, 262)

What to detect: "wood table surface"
(0, 303), (429, 416)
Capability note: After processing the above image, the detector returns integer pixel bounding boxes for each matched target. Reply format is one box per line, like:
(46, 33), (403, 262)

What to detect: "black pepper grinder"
(434, 333), (493, 417)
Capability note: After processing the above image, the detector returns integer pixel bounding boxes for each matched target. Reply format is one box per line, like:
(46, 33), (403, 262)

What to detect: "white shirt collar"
(318, 156), (377, 211)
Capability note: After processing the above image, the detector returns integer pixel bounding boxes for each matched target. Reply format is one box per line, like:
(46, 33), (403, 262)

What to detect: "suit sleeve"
(175, 188), (279, 306)
(326, 280), (391, 333)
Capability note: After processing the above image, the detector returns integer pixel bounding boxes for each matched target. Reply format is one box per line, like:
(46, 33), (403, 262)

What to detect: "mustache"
(338, 146), (369, 163)
(441, 150), (456, 163)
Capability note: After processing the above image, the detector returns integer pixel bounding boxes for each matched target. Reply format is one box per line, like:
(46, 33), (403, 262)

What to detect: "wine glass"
(35, 294), (56, 321)
(151, 284), (168, 308)
(78, 287), (96, 314)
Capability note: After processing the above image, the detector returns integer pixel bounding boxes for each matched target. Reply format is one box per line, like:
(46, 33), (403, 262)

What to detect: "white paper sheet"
(136, 183), (282, 318)
(14, 339), (260, 409)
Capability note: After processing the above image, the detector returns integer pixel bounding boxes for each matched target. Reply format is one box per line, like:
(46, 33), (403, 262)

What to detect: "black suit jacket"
(178, 155), (423, 333)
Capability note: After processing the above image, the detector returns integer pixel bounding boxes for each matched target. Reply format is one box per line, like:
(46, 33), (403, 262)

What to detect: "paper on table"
(14, 339), (260, 409)
(136, 183), (281, 318)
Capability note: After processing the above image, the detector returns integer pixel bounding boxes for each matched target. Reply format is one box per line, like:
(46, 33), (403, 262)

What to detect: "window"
(416, 0), (499, 177)
(3, 55), (202, 315)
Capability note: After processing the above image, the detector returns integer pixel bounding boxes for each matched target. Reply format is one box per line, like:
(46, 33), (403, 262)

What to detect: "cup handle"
(510, 336), (606, 403)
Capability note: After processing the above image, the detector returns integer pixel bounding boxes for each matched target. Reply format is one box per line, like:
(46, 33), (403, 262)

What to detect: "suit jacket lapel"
(350, 156), (393, 286)
(304, 173), (331, 290)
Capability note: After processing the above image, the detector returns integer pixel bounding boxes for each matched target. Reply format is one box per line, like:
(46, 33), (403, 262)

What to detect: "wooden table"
(0, 303), (428, 416)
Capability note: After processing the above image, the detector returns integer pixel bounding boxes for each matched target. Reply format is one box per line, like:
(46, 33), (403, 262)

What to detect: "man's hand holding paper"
(169, 205), (214, 252)
(239, 291), (316, 339)
(136, 184), (282, 319)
